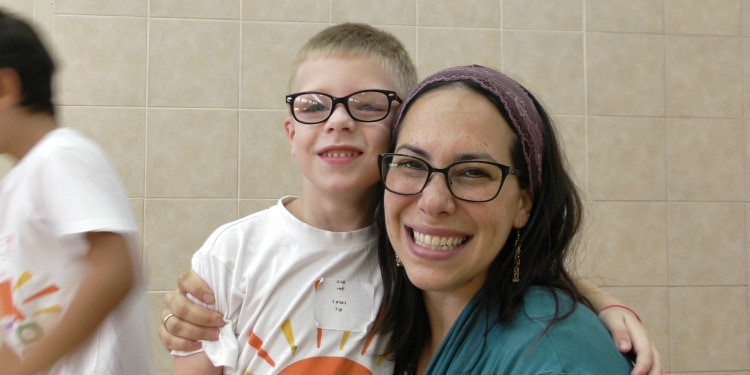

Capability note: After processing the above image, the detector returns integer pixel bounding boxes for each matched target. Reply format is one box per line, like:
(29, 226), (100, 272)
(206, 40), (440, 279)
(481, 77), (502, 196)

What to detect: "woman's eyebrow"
(394, 144), (497, 163)
(455, 152), (496, 162)
(394, 144), (429, 158)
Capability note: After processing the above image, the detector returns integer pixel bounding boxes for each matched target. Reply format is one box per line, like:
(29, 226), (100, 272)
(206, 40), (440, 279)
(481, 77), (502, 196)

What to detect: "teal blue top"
(425, 287), (633, 374)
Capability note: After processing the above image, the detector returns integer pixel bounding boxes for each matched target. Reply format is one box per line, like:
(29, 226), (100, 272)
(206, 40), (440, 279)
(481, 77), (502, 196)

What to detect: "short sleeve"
(171, 230), (243, 371)
(38, 139), (135, 237)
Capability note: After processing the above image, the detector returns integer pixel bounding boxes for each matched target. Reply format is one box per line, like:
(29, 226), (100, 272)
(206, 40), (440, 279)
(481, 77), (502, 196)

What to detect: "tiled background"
(1, 0), (748, 373)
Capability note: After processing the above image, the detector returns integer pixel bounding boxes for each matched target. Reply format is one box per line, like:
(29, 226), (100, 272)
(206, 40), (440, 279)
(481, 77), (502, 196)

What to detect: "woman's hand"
(158, 271), (225, 352)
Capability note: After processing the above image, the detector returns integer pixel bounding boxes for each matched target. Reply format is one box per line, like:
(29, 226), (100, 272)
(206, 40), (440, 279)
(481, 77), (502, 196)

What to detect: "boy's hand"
(598, 306), (664, 375)
(159, 271), (224, 351)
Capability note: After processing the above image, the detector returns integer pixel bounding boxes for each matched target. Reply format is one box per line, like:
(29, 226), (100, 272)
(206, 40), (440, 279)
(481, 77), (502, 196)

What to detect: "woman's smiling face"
(384, 85), (532, 300)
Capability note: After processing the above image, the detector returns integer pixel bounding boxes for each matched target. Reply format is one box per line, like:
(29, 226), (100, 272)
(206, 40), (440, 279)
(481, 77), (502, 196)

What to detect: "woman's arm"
(576, 278), (664, 375)
(159, 270), (225, 351)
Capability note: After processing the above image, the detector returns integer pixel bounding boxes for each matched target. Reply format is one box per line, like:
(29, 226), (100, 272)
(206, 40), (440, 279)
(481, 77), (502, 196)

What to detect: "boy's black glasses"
(285, 89), (401, 125)
(378, 153), (523, 203)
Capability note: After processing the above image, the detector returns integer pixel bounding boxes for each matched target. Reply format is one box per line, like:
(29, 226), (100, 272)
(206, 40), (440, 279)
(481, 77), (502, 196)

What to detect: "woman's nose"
(417, 173), (456, 216)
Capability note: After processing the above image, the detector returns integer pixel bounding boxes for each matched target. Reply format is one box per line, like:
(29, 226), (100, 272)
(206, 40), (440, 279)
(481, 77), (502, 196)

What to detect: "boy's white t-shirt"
(0, 128), (150, 374)
(175, 197), (393, 374)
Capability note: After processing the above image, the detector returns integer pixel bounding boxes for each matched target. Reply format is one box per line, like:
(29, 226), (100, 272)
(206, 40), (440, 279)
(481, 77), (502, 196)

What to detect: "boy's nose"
(324, 103), (355, 132)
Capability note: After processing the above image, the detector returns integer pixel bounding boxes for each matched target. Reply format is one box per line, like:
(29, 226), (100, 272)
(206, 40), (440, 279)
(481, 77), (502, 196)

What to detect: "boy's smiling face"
(285, 55), (399, 197)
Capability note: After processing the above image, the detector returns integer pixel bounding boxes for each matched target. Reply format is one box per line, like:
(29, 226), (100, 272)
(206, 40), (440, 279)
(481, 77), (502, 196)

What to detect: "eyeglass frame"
(285, 89), (402, 125)
(378, 153), (524, 203)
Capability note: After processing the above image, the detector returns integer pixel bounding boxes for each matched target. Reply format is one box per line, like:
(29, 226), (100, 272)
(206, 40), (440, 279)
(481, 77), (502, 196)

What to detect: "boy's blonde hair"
(290, 23), (418, 98)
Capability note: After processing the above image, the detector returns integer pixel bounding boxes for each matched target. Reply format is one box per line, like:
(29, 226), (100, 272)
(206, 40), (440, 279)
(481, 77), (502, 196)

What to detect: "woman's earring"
(395, 254), (402, 267)
(512, 230), (521, 283)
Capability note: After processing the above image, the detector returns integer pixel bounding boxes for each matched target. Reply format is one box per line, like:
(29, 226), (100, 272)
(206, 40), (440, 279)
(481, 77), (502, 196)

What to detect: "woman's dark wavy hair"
(372, 80), (587, 374)
(0, 9), (56, 115)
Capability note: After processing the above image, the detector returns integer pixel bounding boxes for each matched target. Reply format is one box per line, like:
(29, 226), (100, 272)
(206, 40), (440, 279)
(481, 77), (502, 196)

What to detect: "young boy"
(170, 23), (417, 374)
(0, 9), (150, 374)
(167, 23), (661, 375)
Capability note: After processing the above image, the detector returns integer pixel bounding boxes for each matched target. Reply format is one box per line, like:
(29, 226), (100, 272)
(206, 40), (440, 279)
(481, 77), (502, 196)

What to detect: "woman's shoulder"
(428, 287), (632, 374)
(520, 286), (581, 319)
(496, 286), (633, 373)
(516, 286), (613, 347)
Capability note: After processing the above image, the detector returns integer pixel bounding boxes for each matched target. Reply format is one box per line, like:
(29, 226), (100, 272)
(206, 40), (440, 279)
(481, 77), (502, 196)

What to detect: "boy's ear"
(283, 116), (295, 142)
(283, 116), (296, 156)
(0, 68), (22, 110)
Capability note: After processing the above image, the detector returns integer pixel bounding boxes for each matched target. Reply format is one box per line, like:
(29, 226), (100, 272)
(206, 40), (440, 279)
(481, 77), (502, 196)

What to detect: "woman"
(375, 65), (634, 373)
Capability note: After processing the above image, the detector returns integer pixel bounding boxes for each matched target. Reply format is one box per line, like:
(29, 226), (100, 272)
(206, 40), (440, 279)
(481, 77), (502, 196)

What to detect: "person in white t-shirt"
(0, 9), (150, 374)
(169, 23), (414, 375)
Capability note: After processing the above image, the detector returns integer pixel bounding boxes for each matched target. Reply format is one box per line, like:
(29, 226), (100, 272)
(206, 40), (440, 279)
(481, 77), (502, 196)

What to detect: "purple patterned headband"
(392, 64), (544, 197)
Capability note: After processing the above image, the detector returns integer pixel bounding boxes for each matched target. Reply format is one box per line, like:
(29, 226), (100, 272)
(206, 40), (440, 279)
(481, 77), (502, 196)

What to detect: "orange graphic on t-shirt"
(1, 272), (62, 322)
(279, 356), (372, 374)
(1, 272), (63, 346)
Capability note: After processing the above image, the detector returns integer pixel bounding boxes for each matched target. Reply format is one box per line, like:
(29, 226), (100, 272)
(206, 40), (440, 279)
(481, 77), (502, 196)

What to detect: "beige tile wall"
(2, 0), (748, 373)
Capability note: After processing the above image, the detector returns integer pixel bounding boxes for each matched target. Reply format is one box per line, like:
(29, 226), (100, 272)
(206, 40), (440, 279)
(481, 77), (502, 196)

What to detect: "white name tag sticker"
(313, 278), (375, 332)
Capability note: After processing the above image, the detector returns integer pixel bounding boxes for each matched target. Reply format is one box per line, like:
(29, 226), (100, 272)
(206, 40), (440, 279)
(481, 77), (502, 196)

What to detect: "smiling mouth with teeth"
(321, 151), (359, 158)
(412, 229), (468, 251)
